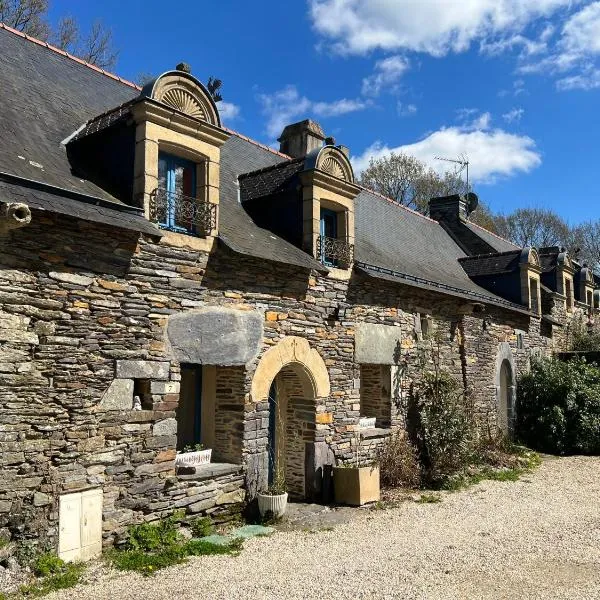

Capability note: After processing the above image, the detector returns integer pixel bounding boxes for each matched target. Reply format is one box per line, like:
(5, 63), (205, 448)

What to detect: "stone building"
(0, 24), (597, 559)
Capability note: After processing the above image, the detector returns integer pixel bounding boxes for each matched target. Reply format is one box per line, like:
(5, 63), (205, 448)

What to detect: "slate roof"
(218, 136), (324, 271)
(458, 250), (522, 277)
(239, 158), (304, 201)
(0, 25), (530, 310)
(0, 25), (137, 203)
(354, 192), (528, 312)
(0, 176), (160, 237)
(464, 222), (519, 253)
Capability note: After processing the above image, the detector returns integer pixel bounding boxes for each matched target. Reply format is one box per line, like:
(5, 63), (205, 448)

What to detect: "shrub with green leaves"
(411, 371), (476, 485)
(189, 516), (214, 538)
(109, 511), (243, 576)
(516, 357), (600, 455)
(126, 511), (183, 552)
(20, 554), (84, 597)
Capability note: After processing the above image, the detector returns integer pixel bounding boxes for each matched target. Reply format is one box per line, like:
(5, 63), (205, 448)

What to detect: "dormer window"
(131, 66), (229, 242)
(318, 207), (352, 267)
(565, 277), (573, 312)
(150, 152), (215, 236)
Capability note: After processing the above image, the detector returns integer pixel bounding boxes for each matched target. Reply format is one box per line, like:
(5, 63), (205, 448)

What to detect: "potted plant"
(175, 443), (212, 467)
(257, 466), (288, 518)
(333, 430), (380, 506)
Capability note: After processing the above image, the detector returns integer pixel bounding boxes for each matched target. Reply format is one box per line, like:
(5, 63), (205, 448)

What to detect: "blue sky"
(48, 1), (600, 224)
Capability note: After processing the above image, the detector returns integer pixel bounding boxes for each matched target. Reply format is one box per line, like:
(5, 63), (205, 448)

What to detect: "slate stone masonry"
(0, 209), (590, 549)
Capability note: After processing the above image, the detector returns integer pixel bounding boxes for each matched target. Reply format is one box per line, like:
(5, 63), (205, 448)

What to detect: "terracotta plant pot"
(257, 492), (288, 518)
(333, 465), (380, 506)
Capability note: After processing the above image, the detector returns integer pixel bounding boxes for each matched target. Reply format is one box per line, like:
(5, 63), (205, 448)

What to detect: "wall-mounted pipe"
(0, 201), (32, 233)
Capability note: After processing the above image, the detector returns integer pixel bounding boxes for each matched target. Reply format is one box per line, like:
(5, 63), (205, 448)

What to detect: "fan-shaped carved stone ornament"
(320, 156), (347, 180)
(147, 72), (221, 127)
(316, 147), (354, 182)
(161, 87), (206, 121)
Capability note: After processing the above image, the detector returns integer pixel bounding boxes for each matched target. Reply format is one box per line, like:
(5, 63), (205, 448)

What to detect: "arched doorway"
(251, 336), (330, 500)
(498, 359), (515, 436)
(495, 342), (516, 438)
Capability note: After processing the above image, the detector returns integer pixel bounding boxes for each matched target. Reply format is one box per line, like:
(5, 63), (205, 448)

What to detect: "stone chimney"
(278, 119), (325, 158)
(429, 194), (471, 224)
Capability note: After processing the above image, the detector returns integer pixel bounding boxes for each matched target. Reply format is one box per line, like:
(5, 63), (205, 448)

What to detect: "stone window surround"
(518, 248), (541, 312)
(299, 168), (360, 275)
(131, 100), (229, 249)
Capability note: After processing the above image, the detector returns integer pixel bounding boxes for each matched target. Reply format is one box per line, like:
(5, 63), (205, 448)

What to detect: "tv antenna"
(434, 154), (469, 195)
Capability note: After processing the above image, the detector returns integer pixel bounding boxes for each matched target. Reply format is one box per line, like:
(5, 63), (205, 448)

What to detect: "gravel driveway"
(49, 456), (600, 600)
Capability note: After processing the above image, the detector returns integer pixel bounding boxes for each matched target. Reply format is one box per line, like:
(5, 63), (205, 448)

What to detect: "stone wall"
(0, 208), (593, 549)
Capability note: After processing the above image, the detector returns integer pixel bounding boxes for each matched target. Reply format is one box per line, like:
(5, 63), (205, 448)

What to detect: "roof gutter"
(355, 261), (533, 316)
(0, 171), (145, 215)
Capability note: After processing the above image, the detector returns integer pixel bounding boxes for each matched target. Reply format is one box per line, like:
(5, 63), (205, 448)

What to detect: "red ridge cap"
(0, 21), (141, 91)
(466, 218), (519, 248)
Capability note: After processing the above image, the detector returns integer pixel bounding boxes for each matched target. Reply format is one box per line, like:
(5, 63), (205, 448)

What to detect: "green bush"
(126, 512), (183, 552)
(21, 558), (84, 597)
(108, 512), (243, 576)
(411, 371), (476, 485)
(516, 357), (600, 455)
(32, 553), (65, 577)
(189, 516), (214, 538)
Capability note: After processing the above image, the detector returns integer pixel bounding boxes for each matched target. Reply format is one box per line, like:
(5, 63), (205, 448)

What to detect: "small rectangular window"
(178, 364), (203, 450)
(360, 364), (391, 428)
(529, 278), (539, 314)
(565, 278), (573, 311)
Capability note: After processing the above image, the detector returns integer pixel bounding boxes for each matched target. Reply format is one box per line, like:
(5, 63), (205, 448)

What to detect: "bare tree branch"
(0, 0), (50, 39)
(494, 208), (570, 249)
(77, 20), (118, 69)
(53, 15), (78, 51)
(0, 2), (118, 68)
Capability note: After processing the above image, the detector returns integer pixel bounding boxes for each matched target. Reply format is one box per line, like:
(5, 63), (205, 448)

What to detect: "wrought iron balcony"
(317, 235), (354, 268)
(149, 187), (216, 236)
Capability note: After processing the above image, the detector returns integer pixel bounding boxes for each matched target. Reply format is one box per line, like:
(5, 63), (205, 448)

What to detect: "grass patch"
(416, 493), (442, 504)
(20, 561), (84, 597)
(107, 512), (243, 576)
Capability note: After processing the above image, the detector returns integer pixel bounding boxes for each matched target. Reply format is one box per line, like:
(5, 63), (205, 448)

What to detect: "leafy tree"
(494, 207), (570, 249)
(0, 0), (117, 68)
(359, 151), (497, 231)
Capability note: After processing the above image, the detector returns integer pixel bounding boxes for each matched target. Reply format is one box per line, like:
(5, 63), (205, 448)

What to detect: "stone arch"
(140, 70), (221, 127)
(495, 342), (516, 436)
(304, 146), (355, 183)
(250, 336), (330, 402)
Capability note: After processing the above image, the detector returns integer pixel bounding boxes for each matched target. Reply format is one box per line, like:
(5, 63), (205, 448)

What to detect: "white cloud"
(562, 2), (600, 56)
(310, 0), (573, 56)
(517, 2), (600, 90)
(502, 108), (525, 123)
(397, 102), (417, 117)
(361, 55), (409, 96)
(217, 101), (240, 123)
(352, 125), (541, 184)
(257, 85), (368, 138)
(455, 109), (492, 130)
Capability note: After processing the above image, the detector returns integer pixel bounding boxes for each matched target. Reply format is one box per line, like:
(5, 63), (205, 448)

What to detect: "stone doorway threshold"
(274, 502), (368, 532)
